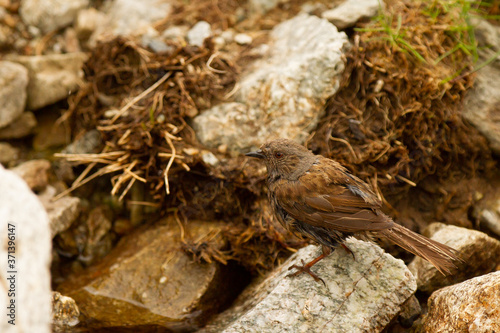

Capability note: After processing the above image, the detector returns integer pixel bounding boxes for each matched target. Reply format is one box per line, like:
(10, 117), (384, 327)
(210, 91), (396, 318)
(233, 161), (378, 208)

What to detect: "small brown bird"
(246, 138), (462, 283)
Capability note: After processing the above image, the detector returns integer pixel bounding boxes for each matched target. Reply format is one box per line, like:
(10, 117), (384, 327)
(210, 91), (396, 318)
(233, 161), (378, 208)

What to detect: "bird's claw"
(287, 260), (326, 286)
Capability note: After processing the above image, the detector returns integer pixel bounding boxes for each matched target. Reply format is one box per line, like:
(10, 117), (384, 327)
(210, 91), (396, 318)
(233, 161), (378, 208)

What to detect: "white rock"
(234, 33), (252, 45)
(0, 165), (52, 333)
(20, 0), (89, 33)
(193, 14), (350, 152)
(322, 0), (382, 30)
(203, 240), (416, 332)
(187, 21), (212, 47)
(0, 61), (28, 128)
(6, 53), (88, 110)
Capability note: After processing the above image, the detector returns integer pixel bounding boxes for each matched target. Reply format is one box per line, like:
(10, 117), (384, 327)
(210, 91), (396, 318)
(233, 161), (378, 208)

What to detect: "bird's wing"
(273, 164), (393, 232)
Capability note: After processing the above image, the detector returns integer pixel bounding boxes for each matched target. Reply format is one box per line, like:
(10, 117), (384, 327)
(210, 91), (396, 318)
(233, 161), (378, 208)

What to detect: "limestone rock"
(0, 112), (37, 139)
(59, 218), (243, 330)
(6, 53), (88, 110)
(408, 223), (500, 294)
(417, 271), (500, 333)
(20, 0), (89, 33)
(322, 0), (383, 30)
(192, 14), (349, 152)
(202, 239), (416, 333)
(0, 61), (28, 128)
(0, 165), (52, 333)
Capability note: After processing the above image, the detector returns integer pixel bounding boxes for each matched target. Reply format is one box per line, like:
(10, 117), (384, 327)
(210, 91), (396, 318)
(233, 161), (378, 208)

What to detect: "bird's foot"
(287, 259), (326, 286)
(341, 243), (355, 260)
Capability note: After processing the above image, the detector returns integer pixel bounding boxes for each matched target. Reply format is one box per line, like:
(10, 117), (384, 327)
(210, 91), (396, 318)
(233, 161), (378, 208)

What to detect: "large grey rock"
(322, 0), (383, 30)
(20, 0), (89, 33)
(0, 165), (52, 333)
(7, 53), (88, 110)
(0, 112), (37, 139)
(202, 239), (416, 333)
(408, 223), (500, 294)
(463, 19), (500, 154)
(0, 61), (28, 128)
(417, 271), (500, 333)
(192, 14), (350, 152)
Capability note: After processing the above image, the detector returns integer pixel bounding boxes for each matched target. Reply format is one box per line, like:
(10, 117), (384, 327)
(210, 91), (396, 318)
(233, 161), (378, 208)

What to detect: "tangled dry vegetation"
(311, 0), (494, 205)
(59, 0), (496, 274)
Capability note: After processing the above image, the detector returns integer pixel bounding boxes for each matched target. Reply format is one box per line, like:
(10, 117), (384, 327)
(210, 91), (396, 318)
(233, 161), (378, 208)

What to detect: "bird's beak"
(246, 149), (265, 159)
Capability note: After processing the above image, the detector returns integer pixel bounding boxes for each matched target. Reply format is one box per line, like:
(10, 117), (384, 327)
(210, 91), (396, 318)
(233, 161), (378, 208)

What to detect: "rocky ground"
(1, 0), (500, 332)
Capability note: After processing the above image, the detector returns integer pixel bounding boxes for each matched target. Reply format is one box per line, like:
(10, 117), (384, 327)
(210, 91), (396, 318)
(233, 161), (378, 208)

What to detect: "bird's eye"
(274, 152), (283, 159)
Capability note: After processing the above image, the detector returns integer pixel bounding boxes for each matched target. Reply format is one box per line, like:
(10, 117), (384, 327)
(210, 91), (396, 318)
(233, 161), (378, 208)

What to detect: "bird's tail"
(378, 223), (462, 275)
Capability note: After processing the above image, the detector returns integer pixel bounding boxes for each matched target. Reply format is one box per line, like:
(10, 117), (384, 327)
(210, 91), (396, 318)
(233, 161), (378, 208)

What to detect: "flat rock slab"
(59, 217), (240, 330)
(193, 13), (350, 152)
(203, 239), (416, 333)
(417, 271), (500, 333)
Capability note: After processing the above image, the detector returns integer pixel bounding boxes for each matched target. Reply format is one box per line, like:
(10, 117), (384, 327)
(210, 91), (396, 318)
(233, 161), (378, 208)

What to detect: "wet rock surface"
(59, 217), (247, 330)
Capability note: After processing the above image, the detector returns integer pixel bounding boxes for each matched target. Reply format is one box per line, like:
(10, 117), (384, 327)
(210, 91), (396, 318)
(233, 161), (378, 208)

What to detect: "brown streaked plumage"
(246, 138), (462, 283)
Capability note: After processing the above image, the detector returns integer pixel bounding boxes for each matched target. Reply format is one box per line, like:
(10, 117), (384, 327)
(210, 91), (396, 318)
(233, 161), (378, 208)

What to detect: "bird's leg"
(341, 243), (355, 260)
(287, 246), (332, 285)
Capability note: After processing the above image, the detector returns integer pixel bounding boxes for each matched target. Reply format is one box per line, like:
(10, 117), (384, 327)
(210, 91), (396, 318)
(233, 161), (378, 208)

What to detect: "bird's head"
(246, 138), (315, 181)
